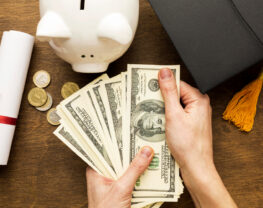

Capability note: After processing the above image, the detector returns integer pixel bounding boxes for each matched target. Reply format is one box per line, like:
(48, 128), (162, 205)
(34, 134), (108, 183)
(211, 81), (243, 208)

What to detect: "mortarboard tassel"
(223, 69), (263, 132)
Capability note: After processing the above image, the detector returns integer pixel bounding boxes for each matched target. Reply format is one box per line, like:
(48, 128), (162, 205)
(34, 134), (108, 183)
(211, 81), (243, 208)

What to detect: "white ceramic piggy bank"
(36, 0), (139, 73)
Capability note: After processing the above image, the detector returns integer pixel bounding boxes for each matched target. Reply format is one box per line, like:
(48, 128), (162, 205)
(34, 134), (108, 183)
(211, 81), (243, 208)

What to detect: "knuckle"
(204, 94), (210, 103)
(200, 94), (210, 106)
(131, 158), (147, 173)
(162, 81), (177, 94)
(166, 85), (177, 96)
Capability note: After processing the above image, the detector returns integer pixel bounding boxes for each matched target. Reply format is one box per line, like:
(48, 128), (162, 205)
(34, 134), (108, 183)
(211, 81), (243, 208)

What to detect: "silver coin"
(47, 108), (61, 126)
(33, 70), (51, 88)
(36, 93), (53, 112)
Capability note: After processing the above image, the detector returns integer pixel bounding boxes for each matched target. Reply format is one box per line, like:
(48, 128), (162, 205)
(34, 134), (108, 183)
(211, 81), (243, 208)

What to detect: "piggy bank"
(36, 0), (139, 73)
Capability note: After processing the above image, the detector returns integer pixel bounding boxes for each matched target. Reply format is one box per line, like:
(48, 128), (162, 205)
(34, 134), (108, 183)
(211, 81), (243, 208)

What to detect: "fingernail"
(140, 147), (153, 158)
(160, 68), (172, 80)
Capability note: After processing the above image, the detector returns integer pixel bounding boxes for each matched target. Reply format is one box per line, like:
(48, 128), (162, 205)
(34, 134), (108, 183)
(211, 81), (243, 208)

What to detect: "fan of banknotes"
(54, 64), (184, 208)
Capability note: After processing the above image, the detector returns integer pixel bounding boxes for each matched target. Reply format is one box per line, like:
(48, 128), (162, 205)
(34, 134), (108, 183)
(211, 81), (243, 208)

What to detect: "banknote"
(59, 74), (118, 178)
(121, 72), (130, 169)
(54, 125), (101, 174)
(53, 66), (184, 207)
(126, 64), (183, 196)
(102, 78), (124, 166)
(89, 82), (123, 174)
(56, 105), (114, 178)
(132, 202), (163, 208)
(60, 91), (118, 178)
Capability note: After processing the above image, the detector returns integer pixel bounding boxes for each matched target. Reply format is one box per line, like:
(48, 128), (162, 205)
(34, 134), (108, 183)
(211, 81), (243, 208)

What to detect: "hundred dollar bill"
(90, 84), (113, 140)
(126, 64), (183, 196)
(60, 92), (118, 178)
(131, 194), (180, 203)
(148, 202), (163, 208)
(121, 72), (129, 169)
(89, 81), (123, 174)
(132, 177), (184, 199)
(102, 78), (123, 166)
(58, 74), (118, 178)
(54, 125), (101, 174)
(81, 85), (123, 175)
(82, 88), (123, 176)
(56, 105), (114, 178)
(131, 202), (163, 208)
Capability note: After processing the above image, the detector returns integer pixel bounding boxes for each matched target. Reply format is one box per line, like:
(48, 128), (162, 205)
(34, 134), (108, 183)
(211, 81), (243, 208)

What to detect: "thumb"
(117, 146), (154, 193)
(158, 68), (183, 119)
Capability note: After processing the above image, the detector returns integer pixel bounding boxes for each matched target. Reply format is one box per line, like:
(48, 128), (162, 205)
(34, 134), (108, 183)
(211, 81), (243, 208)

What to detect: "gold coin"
(47, 108), (61, 126)
(33, 70), (51, 88)
(28, 87), (48, 107)
(36, 92), (53, 112)
(61, 82), (80, 99)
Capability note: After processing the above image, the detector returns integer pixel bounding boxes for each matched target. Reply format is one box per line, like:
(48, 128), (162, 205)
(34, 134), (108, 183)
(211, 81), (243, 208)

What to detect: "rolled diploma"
(0, 31), (34, 165)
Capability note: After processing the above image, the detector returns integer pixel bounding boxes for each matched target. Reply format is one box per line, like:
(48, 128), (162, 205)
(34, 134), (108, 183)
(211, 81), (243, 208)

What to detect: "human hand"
(86, 146), (154, 208)
(158, 68), (237, 208)
(158, 68), (213, 174)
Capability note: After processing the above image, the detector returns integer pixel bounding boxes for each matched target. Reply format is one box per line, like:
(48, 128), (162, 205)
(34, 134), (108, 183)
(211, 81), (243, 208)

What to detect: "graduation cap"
(149, 0), (263, 132)
(148, 0), (263, 92)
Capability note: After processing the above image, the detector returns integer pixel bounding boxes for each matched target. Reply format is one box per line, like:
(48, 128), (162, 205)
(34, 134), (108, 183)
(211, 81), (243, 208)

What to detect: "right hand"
(158, 68), (237, 208)
(158, 68), (213, 174)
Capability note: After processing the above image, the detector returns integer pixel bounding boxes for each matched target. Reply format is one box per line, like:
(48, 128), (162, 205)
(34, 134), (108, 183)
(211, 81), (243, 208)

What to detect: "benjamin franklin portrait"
(131, 100), (165, 142)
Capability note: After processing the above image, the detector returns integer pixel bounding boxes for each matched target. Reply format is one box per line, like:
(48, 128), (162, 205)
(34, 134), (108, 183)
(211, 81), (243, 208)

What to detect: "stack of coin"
(28, 70), (80, 126)
(28, 71), (55, 124)
(28, 87), (48, 107)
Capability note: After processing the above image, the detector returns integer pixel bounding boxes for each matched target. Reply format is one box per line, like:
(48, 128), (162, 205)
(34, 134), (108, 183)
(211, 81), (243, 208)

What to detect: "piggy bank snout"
(73, 63), (109, 73)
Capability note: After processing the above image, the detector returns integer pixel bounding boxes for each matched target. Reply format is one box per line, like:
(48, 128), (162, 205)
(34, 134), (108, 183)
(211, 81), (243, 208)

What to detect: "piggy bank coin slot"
(80, 0), (85, 10)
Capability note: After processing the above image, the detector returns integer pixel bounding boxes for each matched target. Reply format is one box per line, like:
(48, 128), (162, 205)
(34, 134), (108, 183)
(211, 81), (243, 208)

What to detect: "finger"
(158, 68), (184, 118)
(117, 146), (154, 193)
(180, 81), (207, 106)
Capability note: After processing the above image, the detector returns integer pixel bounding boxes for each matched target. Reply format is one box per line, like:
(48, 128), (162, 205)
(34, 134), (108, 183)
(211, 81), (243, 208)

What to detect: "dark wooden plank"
(0, 0), (262, 207)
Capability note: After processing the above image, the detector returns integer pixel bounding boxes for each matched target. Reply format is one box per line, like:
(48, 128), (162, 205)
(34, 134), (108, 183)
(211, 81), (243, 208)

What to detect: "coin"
(33, 70), (51, 88)
(36, 92), (53, 112)
(28, 88), (48, 107)
(47, 108), (61, 126)
(61, 82), (80, 99)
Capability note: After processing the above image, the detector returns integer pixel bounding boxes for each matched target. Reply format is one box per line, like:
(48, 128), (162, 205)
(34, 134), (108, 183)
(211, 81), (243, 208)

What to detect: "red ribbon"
(0, 115), (17, 126)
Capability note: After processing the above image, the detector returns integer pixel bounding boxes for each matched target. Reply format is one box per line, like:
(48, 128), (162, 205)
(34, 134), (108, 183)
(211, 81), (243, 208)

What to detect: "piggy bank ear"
(36, 11), (72, 42)
(97, 13), (133, 45)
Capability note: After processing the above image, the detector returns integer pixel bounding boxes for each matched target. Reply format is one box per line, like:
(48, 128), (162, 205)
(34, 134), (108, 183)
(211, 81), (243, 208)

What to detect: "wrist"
(180, 159), (219, 193)
(181, 161), (237, 208)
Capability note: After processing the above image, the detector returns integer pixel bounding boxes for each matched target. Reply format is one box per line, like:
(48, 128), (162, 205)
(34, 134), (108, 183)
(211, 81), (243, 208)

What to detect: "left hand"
(86, 146), (154, 208)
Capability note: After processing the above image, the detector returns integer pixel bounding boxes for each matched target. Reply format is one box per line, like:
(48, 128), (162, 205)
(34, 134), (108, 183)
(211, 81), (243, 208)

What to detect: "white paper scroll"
(0, 31), (34, 165)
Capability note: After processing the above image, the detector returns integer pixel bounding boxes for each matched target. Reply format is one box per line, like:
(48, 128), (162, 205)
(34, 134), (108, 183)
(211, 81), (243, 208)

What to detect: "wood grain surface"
(0, 1), (263, 208)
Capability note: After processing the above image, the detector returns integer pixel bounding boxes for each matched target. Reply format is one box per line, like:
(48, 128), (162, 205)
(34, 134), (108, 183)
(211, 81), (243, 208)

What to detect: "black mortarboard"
(148, 0), (263, 92)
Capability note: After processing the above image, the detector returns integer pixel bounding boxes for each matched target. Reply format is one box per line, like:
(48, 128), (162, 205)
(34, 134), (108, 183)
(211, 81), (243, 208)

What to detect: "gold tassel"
(223, 69), (263, 132)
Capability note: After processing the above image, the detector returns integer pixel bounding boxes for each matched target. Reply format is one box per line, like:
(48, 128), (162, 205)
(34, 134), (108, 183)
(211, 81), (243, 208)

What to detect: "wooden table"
(0, 1), (263, 207)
